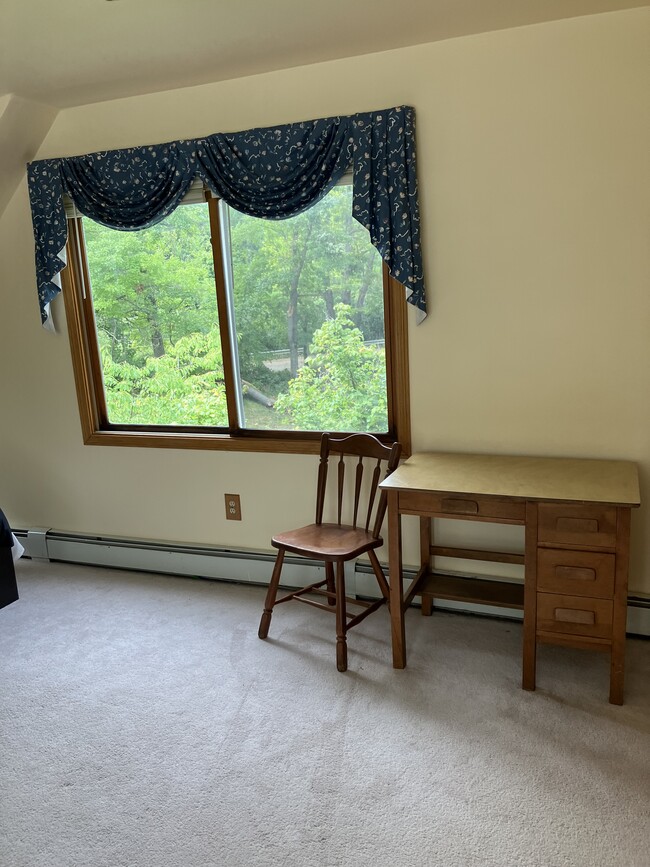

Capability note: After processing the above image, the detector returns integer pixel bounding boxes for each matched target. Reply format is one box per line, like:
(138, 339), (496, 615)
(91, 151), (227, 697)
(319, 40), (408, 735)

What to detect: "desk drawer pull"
(537, 592), (613, 637)
(538, 504), (617, 547)
(441, 498), (479, 515)
(537, 549), (615, 597)
(555, 565), (596, 583)
(396, 491), (525, 522)
(554, 607), (596, 626)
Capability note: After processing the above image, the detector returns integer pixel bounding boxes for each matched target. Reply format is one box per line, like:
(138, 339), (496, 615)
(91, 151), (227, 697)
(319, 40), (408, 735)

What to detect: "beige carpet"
(1, 559), (649, 867)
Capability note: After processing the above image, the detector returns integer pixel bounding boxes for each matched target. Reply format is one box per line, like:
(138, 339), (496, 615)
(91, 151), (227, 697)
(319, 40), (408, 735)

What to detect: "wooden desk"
(380, 453), (640, 704)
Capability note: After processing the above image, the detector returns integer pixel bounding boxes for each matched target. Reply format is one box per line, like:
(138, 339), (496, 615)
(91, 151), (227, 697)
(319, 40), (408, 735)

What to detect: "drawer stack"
(526, 502), (630, 704)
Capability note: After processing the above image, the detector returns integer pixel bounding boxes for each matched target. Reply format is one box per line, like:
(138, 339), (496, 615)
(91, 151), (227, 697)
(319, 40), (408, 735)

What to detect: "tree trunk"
(150, 323), (165, 358)
(287, 286), (299, 378)
(340, 206), (354, 307)
(324, 282), (335, 320)
(134, 280), (165, 358)
(286, 220), (314, 378)
(355, 251), (377, 313)
(143, 287), (165, 357)
(241, 380), (274, 407)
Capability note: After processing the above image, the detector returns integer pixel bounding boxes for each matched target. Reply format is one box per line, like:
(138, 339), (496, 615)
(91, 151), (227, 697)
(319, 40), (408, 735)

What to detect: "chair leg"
(259, 548), (285, 639)
(367, 549), (390, 602)
(335, 560), (348, 672)
(325, 561), (336, 606)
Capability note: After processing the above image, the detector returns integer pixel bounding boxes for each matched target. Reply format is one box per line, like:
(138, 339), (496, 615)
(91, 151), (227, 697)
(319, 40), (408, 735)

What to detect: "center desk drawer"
(537, 549), (615, 598)
(398, 491), (525, 523)
(537, 503), (617, 548)
(536, 592), (613, 639)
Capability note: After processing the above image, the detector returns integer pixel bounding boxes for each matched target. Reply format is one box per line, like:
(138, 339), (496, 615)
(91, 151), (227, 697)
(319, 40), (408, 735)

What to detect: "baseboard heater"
(13, 528), (650, 637)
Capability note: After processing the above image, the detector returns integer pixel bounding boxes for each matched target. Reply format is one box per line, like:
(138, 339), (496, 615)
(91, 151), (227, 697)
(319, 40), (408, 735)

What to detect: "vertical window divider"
(206, 194), (244, 432)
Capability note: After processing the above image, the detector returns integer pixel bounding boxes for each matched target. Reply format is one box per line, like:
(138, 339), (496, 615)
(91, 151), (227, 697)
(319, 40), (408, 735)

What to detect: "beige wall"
(1, 9), (648, 591)
(0, 95), (57, 217)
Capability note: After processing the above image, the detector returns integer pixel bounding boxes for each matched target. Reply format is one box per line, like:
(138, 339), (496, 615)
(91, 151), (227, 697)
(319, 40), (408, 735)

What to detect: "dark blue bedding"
(0, 507), (14, 547)
(0, 508), (19, 609)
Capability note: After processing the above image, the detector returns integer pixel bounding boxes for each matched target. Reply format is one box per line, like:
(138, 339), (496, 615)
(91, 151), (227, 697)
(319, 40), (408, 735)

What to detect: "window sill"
(84, 429), (408, 456)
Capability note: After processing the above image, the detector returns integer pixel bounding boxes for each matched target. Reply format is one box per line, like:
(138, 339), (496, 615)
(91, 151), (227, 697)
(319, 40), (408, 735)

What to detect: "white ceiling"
(1, 0), (647, 108)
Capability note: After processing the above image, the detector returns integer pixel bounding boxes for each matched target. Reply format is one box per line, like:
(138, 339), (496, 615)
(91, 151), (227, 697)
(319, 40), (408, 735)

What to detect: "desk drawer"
(398, 491), (525, 523)
(537, 503), (617, 549)
(537, 549), (615, 598)
(536, 592), (613, 639)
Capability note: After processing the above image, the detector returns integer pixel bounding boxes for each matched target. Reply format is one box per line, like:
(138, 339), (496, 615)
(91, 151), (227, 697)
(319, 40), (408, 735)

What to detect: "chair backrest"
(314, 433), (402, 539)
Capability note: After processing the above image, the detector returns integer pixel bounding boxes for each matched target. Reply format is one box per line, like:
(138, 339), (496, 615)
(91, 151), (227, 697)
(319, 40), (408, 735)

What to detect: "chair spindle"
(337, 454), (345, 525)
(366, 459), (382, 533)
(353, 455), (364, 529)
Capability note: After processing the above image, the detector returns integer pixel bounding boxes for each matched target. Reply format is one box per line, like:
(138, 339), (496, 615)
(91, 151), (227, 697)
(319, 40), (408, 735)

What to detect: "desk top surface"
(380, 452), (641, 506)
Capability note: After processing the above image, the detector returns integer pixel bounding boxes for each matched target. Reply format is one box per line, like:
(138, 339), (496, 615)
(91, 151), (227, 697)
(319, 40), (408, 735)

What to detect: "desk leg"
(420, 517), (433, 616)
(610, 508), (631, 705)
(522, 501), (538, 691)
(387, 489), (406, 668)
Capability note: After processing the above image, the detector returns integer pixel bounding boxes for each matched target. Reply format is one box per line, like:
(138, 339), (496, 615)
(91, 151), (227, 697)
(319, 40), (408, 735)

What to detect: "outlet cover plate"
(225, 493), (242, 521)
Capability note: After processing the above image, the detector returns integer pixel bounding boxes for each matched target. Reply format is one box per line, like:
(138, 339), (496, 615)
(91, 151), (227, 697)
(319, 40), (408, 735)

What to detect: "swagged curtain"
(27, 105), (425, 329)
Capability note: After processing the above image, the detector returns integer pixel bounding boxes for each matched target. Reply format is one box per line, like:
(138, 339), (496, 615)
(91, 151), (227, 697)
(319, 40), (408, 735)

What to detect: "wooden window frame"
(60, 200), (411, 457)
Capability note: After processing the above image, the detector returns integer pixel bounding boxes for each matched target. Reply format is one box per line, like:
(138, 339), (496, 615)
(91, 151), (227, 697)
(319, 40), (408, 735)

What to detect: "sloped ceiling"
(0, 0), (646, 219)
(1, 0), (647, 109)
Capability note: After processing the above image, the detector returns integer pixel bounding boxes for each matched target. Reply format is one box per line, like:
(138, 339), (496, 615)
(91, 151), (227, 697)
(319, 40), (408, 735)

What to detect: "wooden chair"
(258, 432), (402, 671)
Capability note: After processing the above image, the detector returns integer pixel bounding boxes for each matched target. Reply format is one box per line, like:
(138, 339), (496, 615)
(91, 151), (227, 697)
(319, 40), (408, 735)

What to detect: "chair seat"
(272, 523), (382, 560)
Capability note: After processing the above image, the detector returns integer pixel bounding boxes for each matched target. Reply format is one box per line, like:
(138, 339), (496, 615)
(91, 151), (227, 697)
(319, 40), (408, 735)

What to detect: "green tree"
(275, 305), (388, 432)
(84, 204), (216, 367)
(101, 327), (228, 425)
(228, 185), (384, 389)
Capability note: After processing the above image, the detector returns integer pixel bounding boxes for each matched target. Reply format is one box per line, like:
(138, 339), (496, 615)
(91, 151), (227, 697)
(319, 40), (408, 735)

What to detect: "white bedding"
(11, 533), (24, 563)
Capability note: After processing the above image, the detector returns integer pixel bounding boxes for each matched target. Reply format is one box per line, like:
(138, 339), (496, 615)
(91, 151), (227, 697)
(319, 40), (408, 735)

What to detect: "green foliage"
(101, 328), (228, 426)
(85, 204), (216, 365)
(228, 185), (385, 380)
(275, 306), (388, 432)
(83, 186), (388, 432)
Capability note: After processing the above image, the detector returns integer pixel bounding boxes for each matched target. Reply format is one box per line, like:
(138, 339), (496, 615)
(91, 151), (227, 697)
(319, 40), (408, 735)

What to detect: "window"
(61, 182), (411, 454)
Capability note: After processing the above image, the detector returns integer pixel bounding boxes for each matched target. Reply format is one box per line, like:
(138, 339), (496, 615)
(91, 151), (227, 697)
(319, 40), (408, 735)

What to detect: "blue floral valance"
(27, 106), (425, 328)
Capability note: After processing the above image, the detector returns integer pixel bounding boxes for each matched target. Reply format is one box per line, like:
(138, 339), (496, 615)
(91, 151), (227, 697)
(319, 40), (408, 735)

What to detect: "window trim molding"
(60, 212), (412, 457)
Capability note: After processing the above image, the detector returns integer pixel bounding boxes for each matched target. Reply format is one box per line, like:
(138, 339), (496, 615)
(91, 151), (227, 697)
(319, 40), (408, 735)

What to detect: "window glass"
(84, 204), (228, 427)
(224, 185), (387, 432)
(81, 183), (389, 436)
